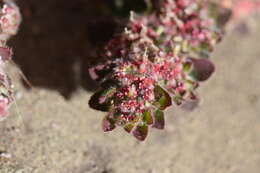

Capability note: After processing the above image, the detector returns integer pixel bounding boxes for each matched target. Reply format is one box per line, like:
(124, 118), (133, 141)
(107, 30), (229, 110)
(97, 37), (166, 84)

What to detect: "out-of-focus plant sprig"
(0, 0), (21, 120)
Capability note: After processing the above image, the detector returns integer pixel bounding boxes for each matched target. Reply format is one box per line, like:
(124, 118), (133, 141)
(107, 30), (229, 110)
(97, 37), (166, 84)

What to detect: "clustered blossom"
(130, 0), (222, 57)
(89, 0), (222, 141)
(0, 0), (21, 120)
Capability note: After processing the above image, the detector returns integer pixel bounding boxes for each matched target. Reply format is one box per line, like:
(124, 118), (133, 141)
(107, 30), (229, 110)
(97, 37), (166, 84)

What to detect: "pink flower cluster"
(0, 0), (21, 120)
(129, 0), (221, 57)
(89, 0), (222, 140)
(161, 0), (221, 49)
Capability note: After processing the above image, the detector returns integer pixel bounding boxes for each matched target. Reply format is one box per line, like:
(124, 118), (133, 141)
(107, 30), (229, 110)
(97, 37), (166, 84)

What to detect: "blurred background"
(0, 0), (259, 172)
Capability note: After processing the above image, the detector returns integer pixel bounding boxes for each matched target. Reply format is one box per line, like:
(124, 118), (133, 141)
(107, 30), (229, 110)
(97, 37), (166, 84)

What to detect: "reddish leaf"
(102, 116), (116, 132)
(190, 58), (215, 81)
(133, 123), (148, 141)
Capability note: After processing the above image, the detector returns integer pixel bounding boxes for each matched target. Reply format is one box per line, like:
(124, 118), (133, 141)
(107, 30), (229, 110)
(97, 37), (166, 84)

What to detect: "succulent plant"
(89, 0), (222, 141)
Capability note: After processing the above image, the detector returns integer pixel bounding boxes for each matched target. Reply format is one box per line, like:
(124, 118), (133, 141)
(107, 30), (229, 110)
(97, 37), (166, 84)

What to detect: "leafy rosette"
(89, 32), (213, 140)
(89, 0), (220, 141)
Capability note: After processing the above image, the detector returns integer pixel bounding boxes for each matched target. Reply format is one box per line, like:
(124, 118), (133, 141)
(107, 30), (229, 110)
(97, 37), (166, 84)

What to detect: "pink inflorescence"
(89, 0), (222, 141)
(129, 0), (222, 57)
(0, 0), (21, 120)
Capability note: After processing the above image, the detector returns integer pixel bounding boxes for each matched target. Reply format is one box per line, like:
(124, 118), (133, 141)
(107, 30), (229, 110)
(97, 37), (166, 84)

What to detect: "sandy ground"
(0, 2), (260, 173)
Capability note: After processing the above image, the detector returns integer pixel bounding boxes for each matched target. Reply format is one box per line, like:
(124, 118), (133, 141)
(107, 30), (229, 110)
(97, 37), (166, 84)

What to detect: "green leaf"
(173, 94), (183, 106)
(199, 49), (210, 59)
(89, 86), (116, 112)
(89, 79), (119, 112)
(153, 85), (172, 110)
(152, 109), (165, 129)
(183, 61), (192, 73)
(124, 123), (134, 133)
(133, 123), (148, 141)
(101, 79), (118, 88)
(102, 116), (116, 132)
(142, 110), (153, 125)
(89, 91), (110, 112)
